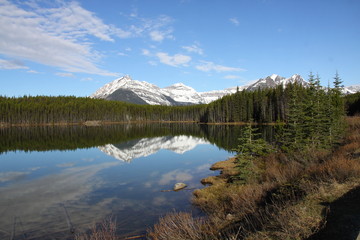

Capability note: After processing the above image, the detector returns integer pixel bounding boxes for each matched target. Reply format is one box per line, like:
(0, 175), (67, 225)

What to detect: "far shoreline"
(0, 120), (282, 128)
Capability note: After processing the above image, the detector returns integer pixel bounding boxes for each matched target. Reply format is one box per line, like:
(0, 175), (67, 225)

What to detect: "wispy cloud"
(182, 44), (204, 55)
(27, 70), (41, 74)
(224, 75), (241, 79)
(0, 1), (177, 76)
(128, 14), (174, 41)
(196, 61), (245, 72)
(0, 59), (28, 70)
(156, 52), (191, 67)
(81, 77), (94, 82)
(229, 17), (240, 26)
(0, 0), (122, 76)
(56, 72), (75, 77)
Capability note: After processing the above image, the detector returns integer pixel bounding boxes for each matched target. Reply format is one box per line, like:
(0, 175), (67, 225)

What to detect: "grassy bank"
(148, 117), (360, 240)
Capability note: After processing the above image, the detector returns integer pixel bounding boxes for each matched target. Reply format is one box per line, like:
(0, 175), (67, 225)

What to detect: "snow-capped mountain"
(91, 75), (175, 105)
(344, 85), (360, 94)
(199, 87), (239, 104)
(91, 75), (219, 105)
(245, 74), (308, 91)
(91, 74), (358, 106)
(161, 83), (204, 105)
(98, 135), (208, 162)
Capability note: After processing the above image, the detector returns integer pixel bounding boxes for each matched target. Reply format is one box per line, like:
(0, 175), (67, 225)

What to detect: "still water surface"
(0, 123), (273, 239)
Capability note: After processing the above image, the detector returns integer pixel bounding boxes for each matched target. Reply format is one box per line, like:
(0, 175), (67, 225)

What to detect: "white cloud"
(27, 70), (40, 74)
(196, 61), (245, 72)
(182, 44), (204, 55)
(149, 30), (165, 42)
(229, 17), (240, 26)
(0, 1), (177, 75)
(38, 1), (123, 42)
(224, 75), (241, 79)
(0, 59), (28, 70)
(0, 0), (120, 76)
(138, 15), (174, 41)
(125, 15), (174, 42)
(0, 1), (180, 76)
(56, 72), (75, 77)
(156, 52), (191, 67)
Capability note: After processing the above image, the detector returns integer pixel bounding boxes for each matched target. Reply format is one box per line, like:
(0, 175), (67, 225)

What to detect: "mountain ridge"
(91, 74), (358, 106)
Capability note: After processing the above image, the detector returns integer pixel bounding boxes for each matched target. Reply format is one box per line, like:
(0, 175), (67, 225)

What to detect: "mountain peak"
(114, 75), (132, 84)
(172, 83), (186, 87)
(165, 83), (195, 91)
(270, 74), (279, 80)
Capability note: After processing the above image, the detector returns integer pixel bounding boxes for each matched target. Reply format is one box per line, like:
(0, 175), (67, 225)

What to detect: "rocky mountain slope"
(91, 74), (357, 106)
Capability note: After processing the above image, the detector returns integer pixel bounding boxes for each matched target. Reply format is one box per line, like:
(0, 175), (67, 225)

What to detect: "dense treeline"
(0, 72), (348, 126)
(203, 73), (346, 125)
(0, 96), (206, 124)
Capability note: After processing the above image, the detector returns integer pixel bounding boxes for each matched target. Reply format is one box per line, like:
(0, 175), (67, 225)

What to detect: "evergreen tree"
(330, 71), (346, 144)
(282, 83), (306, 151)
(233, 120), (273, 183)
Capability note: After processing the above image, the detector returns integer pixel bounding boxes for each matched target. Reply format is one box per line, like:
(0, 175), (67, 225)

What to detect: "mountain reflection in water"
(0, 124), (275, 239)
(99, 135), (208, 162)
(1, 123), (258, 239)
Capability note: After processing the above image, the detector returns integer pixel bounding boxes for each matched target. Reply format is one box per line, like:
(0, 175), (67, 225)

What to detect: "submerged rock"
(173, 183), (187, 191)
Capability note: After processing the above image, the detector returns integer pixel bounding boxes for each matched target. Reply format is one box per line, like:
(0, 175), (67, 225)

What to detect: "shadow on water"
(307, 186), (360, 240)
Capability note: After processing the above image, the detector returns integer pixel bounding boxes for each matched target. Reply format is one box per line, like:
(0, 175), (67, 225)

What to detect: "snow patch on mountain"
(199, 87), (239, 104)
(161, 83), (204, 104)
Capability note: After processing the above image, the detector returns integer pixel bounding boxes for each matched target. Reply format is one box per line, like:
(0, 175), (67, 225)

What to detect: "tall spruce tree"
(282, 82), (306, 151)
(303, 72), (317, 145)
(233, 120), (273, 183)
(330, 71), (346, 144)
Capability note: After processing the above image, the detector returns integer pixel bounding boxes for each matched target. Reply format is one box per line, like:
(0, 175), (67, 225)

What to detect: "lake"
(0, 123), (274, 239)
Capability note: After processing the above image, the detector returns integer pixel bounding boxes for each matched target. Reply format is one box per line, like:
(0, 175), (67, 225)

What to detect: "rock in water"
(173, 183), (187, 191)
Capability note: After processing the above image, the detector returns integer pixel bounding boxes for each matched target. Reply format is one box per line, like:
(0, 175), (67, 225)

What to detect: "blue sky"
(0, 0), (359, 97)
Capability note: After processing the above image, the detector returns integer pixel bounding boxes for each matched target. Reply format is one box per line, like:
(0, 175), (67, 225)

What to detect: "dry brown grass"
(210, 157), (240, 177)
(75, 217), (117, 240)
(148, 117), (360, 240)
(147, 212), (219, 240)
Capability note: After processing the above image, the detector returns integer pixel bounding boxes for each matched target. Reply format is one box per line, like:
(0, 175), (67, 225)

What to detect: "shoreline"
(149, 116), (360, 239)
(0, 120), (198, 128)
(0, 120), (282, 128)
